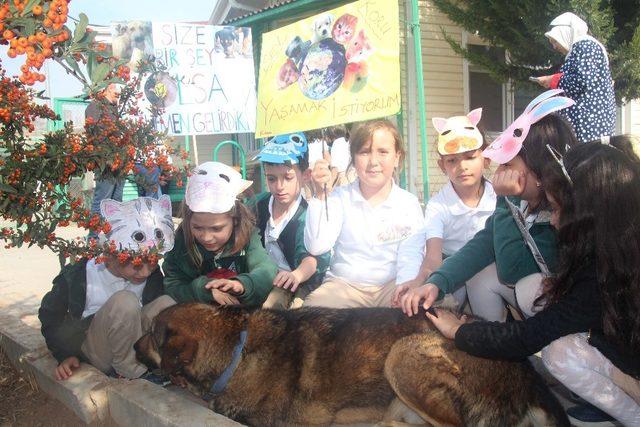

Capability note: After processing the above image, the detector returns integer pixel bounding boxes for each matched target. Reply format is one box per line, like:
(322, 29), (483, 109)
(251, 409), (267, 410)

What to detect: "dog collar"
(203, 330), (247, 400)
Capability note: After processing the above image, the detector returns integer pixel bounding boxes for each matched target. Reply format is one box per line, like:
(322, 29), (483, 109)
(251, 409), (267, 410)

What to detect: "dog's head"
(125, 21), (151, 46)
(313, 14), (334, 40)
(135, 303), (249, 391)
(215, 28), (238, 57)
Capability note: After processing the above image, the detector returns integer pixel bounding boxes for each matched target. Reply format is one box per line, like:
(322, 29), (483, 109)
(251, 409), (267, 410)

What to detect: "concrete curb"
(0, 314), (241, 426)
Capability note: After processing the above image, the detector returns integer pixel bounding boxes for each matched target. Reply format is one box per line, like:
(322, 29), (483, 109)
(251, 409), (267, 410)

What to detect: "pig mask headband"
(432, 108), (483, 155)
(482, 89), (575, 164)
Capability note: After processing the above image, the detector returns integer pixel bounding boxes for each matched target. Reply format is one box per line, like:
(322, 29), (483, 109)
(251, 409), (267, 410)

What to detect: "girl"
(427, 137), (640, 426)
(303, 119), (423, 308)
(394, 109), (496, 309)
(400, 90), (578, 321)
(163, 162), (277, 306)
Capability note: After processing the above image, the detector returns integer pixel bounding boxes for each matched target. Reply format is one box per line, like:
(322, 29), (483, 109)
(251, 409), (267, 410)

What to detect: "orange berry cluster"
(0, 70), (55, 128)
(1, 0), (71, 85)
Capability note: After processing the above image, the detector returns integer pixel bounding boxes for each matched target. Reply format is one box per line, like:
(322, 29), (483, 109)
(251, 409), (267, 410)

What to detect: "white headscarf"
(545, 12), (608, 63)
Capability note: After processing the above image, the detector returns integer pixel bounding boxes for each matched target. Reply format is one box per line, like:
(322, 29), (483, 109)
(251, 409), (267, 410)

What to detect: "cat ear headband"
(255, 132), (308, 164)
(432, 108), (483, 155)
(100, 195), (175, 254)
(483, 89), (575, 164)
(185, 161), (253, 214)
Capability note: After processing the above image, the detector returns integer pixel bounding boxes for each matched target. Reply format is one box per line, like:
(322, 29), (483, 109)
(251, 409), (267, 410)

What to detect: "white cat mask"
(100, 195), (175, 254)
(185, 162), (252, 214)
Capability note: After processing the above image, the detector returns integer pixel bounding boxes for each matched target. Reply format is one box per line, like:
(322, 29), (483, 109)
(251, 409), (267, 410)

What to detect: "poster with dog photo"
(255, 0), (400, 138)
(149, 22), (257, 135)
(110, 21), (155, 74)
(110, 21), (256, 136)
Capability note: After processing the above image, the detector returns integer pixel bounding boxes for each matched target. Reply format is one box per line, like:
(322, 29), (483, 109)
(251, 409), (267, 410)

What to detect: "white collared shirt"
(304, 180), (423, 286)
(265, 194), (302, 272)
(82, 259), (146, 318)
(396, 180), (496, 284)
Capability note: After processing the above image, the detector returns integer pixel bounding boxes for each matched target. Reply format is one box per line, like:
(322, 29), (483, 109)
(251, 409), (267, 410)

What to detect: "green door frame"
(48, 97), (88, 131)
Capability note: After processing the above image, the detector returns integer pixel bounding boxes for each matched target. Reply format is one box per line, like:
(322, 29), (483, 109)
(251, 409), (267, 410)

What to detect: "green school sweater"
(163, 228), (277, 306)
(428, 196), (558, 294)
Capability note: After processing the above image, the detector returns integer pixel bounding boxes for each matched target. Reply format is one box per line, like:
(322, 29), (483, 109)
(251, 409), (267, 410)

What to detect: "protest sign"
(255, 0), (400, 138)
(111, 22), (257, 135)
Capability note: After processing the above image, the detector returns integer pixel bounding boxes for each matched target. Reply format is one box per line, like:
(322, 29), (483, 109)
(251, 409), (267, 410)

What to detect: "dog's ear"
(161, 335), (199, 374)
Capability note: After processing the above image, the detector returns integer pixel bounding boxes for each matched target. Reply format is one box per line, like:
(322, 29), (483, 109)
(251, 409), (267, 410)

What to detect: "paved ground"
(0, 221), (83, 324)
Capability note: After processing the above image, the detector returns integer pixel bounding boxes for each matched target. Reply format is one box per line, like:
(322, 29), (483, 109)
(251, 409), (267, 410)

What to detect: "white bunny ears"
(483, 89), (575, 164)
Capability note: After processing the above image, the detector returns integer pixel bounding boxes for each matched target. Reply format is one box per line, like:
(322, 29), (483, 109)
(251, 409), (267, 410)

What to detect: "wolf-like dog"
(135, 303), (568, 426)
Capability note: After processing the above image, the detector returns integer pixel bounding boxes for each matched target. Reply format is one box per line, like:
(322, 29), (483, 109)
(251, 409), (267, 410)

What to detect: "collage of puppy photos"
(277, 12), (374, 100)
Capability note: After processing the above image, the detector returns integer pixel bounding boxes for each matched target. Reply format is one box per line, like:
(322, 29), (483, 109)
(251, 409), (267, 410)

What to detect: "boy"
(253, 132), (330, 309)
(39, 196), (176, 381)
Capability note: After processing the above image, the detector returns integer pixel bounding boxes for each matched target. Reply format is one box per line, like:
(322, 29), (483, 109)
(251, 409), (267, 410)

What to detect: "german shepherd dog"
(135, 303), (568, 426)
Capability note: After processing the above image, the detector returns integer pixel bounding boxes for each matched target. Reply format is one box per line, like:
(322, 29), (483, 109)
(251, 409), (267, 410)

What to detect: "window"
(465, 42), (506, 134)
(464, 33), (543, 135)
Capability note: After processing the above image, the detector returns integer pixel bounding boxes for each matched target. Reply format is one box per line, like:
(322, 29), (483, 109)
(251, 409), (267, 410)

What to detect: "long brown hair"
(179, 200), (255, 269)
(349, 119), (406, 172)
(541, 136), (640, 355)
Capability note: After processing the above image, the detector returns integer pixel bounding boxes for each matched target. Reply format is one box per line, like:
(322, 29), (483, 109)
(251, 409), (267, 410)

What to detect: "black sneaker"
(567, 403), (616, 425)
(138, 370), (171, 386)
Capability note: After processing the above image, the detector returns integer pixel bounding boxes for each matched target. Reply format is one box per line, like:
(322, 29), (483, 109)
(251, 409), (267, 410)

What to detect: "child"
(426, 137), (640, 425)
(163, 161), (277, 306)
(394, 109), (496, 309)
(303, 119), (424, 308)
(253, 132), (330, 309)
(399, 90), (578, 321)
(39, 196), (176, 381)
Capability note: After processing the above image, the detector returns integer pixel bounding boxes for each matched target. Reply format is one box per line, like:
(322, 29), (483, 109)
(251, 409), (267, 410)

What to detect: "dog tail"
(521, 373), (570, 427)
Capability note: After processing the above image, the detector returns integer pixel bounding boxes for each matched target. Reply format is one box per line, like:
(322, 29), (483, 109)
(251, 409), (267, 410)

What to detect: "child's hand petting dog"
(399, 283), (440, 317)
(55, 356), (80, 381)
(273, 270), (302, 292)
(426, 308), (467, 340)
(206, 279), (244, 305)
(391, 279), (423, 307)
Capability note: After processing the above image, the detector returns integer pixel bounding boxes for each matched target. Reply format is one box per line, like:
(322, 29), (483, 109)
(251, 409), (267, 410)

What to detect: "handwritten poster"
(255, 0), (400, 138)
(144, 23), (256, 135)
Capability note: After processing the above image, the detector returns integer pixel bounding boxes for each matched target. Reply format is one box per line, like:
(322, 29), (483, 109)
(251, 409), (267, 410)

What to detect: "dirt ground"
(0, 349), (83, 427)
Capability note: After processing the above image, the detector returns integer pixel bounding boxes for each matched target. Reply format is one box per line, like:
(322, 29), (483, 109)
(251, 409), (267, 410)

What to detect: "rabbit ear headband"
(483, 89), (575, 164)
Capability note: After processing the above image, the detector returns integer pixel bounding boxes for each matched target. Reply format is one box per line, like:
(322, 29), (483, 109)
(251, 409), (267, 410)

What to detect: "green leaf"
(91, 63), (111, 85)
(0, 183), (17, 194)
(79, 29), (97, 45)
(87, 52), (96, 79)
(73, 13), (89, 44)
(22, 0), (40, 16)
(64, 57), (83, 78)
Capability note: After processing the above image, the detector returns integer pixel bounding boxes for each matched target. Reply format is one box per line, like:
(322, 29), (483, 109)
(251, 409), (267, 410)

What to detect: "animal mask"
(185, 162), (253, 214)
(432, 108), (483, 155)
(255, 133), (308, 165)
(483, 89), (575, 164)
(100, 196), (175, 254)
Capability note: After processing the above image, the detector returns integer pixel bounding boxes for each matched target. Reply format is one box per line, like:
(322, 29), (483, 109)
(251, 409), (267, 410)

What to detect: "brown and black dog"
(135, 303), (569, 426)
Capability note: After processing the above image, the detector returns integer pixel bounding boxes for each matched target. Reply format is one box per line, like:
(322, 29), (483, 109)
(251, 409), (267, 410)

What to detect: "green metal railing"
(213, 140), (247, 178)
